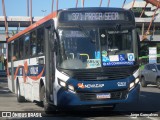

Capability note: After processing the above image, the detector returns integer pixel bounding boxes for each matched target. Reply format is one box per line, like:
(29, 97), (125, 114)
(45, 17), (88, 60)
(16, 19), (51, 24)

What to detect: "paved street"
(0, 78), (159, 120)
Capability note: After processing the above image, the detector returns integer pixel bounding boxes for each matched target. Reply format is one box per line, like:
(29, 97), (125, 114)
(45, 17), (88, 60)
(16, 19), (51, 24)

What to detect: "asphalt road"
(0, 78), (159, 120)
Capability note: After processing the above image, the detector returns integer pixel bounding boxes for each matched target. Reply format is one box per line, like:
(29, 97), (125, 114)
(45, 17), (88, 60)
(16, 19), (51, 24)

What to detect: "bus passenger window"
(8, 43), (11, 62)
(19, 37), (24, 59)
(30, 31), (37, 56)
(37, 28), (44, 55)
(13, 39), (19, 60)
(24, 35), (30, 58)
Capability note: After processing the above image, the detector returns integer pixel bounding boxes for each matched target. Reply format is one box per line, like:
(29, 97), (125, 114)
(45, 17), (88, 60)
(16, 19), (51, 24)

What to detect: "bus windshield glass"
(100, 29), (134, 66)
(57, 28), (134, 69)
(58, 28), (101, 69)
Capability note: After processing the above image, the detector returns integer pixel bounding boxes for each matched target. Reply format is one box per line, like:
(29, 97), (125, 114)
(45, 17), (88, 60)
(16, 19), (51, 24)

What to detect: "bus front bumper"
(56, 84), (140, 108)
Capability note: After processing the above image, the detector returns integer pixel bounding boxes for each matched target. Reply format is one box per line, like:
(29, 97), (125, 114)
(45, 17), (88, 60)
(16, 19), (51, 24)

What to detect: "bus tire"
(140, 77), (147, 87)
(16, 81), (25, 102)
(156, 78), (160, 89)
(41, 86), (57, 114)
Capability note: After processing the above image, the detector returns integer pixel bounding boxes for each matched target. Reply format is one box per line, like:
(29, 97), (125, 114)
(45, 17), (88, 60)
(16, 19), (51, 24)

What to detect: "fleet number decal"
(117, 82), (126, 87)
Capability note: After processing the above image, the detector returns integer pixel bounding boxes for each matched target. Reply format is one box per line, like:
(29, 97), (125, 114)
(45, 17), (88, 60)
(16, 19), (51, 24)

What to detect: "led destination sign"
(59, 11), (130, 22)
(71, 12), (119, 21)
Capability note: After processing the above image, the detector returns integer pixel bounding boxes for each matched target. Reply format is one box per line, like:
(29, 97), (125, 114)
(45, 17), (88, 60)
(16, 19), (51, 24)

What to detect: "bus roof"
(7, 11), (57, 43)
(62, 7), (130, 12)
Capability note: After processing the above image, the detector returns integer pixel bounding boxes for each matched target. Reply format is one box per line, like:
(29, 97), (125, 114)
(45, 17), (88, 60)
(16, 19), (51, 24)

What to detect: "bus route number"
(71, 12), (119, 21)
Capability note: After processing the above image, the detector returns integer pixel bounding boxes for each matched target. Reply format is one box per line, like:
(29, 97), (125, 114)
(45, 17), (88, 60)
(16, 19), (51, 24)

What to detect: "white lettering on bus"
(71, 12), (119, 21)
(30, 67), (38, 75)
(85, 13), (103, 20)
(72, 13), (83, 20)
(104, 12), (119, 20)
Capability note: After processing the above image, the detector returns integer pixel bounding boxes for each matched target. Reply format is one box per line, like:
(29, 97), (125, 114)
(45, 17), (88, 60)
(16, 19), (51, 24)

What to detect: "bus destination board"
(59, 11), (129, 22)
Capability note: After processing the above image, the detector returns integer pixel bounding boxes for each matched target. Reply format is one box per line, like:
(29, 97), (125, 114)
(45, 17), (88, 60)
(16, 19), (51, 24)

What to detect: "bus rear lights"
(58, 79), (66, 87)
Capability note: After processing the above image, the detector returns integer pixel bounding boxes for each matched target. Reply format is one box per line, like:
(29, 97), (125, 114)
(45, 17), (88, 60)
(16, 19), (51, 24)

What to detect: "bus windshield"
(58, 28), (100, 69)
(57, 27), (134, 69)
(100, 29), (133, 66)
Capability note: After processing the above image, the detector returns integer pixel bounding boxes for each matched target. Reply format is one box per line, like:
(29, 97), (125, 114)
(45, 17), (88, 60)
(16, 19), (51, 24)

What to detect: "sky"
(0, 0), (135, 17)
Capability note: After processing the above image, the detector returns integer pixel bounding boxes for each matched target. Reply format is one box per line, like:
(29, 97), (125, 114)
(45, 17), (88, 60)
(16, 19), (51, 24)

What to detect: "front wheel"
(41, 86), (57, 114)
(156, 78), (160, 89)
(16, 82), (25, 102)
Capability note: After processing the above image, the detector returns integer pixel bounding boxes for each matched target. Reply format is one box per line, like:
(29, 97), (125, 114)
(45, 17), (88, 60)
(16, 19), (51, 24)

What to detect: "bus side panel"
(12, 57), (45, 102)
(29, 57), (45, 101)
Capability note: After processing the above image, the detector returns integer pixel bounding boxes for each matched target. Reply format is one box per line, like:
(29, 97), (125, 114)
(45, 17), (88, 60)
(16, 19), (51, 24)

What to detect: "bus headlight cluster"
(129, 78), (139, 90)
(58, 79), (75, 92)
(68, 85), (75, 91)
(58, 79), (66, 87)
(135, 78), (140, 84)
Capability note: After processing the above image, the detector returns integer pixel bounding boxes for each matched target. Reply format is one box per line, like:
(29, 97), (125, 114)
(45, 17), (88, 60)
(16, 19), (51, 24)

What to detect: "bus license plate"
(96, 93), (111, 99)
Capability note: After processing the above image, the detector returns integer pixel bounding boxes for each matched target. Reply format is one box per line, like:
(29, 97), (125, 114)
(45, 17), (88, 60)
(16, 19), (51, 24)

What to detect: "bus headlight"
(129, 78), (139, 90)
(68, 85), (74, 91)
(135, 78), (139, 84)
(129, 82), (135, 90)
(58, 79), (66, 87)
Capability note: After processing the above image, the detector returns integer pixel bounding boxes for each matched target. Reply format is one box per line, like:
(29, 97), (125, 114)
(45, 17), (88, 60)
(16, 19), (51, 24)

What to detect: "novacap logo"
(78, 83), (104, 89)
(78, 83), (85, 89)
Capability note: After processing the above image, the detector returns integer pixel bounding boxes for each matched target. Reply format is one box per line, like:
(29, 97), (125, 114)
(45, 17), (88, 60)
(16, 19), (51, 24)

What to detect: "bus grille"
(73, 71), (131, 80)
(77, 90), (128, 101)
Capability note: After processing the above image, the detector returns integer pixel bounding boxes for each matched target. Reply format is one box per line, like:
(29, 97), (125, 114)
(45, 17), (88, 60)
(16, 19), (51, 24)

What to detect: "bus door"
(11, 42), (15, 93)
(44, 20), (55, 103)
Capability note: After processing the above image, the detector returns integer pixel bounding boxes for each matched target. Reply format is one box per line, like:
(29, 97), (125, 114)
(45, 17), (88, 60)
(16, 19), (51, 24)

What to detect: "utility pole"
(27, 0), (29, 16)
(76, 0), (78, 8)
(30, 0), (33, 25)
(108, 0), (110, 7)
(56, 0), (58, 11)
(2, 0), (9, 39)
(51, 0), (54, 13)
(81, 0), (84, 7)
(99, 0), (103, 7)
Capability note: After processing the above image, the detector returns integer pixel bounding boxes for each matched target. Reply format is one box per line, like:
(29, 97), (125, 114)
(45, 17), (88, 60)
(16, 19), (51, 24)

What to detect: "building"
(0, 30), (17, 70)
(124, 0), (160, 41)
(124, 1), (160, 65)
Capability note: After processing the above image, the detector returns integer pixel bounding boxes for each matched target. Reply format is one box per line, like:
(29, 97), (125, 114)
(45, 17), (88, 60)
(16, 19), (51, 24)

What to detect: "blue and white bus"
(7, 7), (140, 113)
